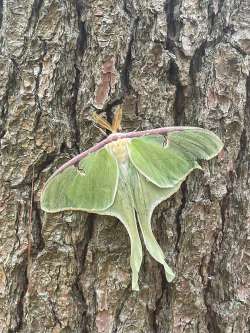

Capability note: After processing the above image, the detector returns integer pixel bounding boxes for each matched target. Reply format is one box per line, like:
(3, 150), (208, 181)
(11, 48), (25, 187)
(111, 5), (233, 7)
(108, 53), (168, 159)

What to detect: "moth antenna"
(112, 106), (123, 133)
(92, 112), (113, 132)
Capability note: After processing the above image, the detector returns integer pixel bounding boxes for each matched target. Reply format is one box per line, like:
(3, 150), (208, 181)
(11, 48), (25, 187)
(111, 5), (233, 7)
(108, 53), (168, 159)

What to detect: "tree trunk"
(0, 0), (249, 332)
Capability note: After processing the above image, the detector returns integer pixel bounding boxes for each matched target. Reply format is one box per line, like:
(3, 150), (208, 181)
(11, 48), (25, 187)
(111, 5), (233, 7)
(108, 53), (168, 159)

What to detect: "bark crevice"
(151, 269), (168, 333)
(33, 40), (47, 132)
(26, 0), (44, 34)
(174, 182), (187, 254)
(0, 61), (19, 140)
(72, 214), (95, 333)
(75, 0), (87, 56)
(31, 202), (45, 255)
(120, 17), (139, 95)
(0, 0), (3, 30)
(203, 239), (221, 333)
(14, 264), (29, 333)
(111, 284), (132, 333)
(70, 64), (81, 151)
(164, 0), (178, 49)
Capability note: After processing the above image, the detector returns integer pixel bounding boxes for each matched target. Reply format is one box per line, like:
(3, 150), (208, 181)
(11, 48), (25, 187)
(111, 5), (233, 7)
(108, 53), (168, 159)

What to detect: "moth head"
(92, 106), (122, 134)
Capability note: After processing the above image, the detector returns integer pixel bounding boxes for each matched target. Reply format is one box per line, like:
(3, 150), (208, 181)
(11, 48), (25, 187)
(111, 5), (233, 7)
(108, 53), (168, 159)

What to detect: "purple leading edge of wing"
(51, 126), (199, 178)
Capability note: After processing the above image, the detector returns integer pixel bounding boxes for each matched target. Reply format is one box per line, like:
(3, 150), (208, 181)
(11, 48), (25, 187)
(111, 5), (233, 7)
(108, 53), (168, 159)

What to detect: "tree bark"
(0, 0), (249, 332)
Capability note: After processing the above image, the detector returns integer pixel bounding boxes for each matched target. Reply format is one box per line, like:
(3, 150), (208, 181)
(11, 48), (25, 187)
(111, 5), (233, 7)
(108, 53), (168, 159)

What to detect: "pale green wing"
(128, 136), (197, 188)
(132, 169), (182, 282)
(168, 129), (223, 160)
(94, 165), (143, 291)
(99, 160), (179, 288)
(128, 129), (223, 188)
(41, 147), (118, 213)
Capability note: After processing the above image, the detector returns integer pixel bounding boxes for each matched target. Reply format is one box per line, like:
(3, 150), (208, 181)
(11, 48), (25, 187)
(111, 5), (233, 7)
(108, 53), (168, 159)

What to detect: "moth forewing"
(41, 147), (119, 213)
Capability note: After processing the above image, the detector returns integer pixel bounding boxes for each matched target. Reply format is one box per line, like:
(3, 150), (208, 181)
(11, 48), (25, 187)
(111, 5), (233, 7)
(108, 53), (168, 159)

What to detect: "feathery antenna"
(92, 106), (123, 134)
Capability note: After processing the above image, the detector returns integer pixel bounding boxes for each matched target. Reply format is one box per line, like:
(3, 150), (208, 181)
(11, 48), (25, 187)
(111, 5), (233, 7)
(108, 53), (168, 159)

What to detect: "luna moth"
(41, 108), (223, 290)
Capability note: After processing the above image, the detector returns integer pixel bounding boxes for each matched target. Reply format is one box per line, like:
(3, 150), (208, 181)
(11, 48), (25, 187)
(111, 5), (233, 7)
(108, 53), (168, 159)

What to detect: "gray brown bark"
(0, 0), (249, 332)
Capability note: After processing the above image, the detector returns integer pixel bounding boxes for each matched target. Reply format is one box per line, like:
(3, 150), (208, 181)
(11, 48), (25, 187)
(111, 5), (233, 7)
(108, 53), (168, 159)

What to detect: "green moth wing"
(133, 169), (182, 282)
(127, 136), (197, 188)
(168, 129), (223, 161)
(128, 128), (223, 188)
(93, 165), (143, 291)
(94, 160), (181, 288)
(41, 148), (119, 213)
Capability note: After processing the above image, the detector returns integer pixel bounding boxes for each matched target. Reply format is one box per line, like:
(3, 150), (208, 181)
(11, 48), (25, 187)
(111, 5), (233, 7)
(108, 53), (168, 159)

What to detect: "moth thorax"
(108, 139), (129, 163)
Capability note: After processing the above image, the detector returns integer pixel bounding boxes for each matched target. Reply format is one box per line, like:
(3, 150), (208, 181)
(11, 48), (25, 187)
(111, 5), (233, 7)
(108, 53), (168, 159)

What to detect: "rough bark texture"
(0, 0), (249, 332)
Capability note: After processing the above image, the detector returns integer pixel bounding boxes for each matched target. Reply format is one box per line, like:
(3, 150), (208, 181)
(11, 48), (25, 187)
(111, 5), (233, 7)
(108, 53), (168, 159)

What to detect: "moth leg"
(74, 162), (86, 176)
(162, 135), (169, 147)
